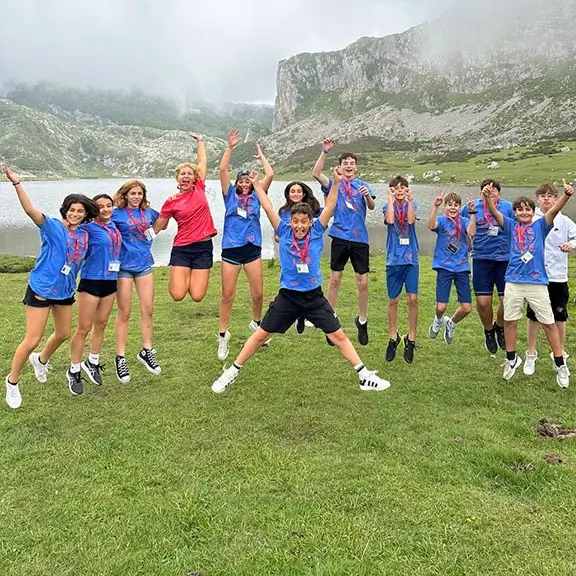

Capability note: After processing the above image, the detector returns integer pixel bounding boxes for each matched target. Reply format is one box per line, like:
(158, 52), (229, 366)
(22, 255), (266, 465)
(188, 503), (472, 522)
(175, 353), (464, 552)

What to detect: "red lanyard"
(126, 207), (148, 234)
(394, 202), (408, 234)
(447, 216), (462, 243)
(291, 234), (310, 263)
(66, 229), (87, 265)
(236, 192), (251, 210)
(98, 221), (122, 259)
(341, 179), (353, 202)
(515, 222), (531, 253)
(482, 197), (495, 226)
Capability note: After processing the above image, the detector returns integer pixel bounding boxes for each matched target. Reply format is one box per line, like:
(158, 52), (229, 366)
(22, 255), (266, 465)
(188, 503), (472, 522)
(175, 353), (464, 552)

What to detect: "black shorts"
(23, 285), (75, 308)
(77, 279), (118, 298)
(261, 287), (341, 335)
(169, 240), (213, 270)
(221, 243), (262, 266)
(330, 237), (370, 275)
(527, 282), (569, 322)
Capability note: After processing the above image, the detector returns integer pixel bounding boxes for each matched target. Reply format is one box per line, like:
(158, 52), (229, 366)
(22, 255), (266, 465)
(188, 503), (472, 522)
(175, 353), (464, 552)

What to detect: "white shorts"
(503, 282), (554, 325)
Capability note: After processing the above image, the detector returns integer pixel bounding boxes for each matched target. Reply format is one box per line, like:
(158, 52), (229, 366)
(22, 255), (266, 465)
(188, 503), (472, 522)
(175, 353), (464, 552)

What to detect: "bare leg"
(70, 292), (100, 363)
(504, 320), (518, 354)
(39, 304), (73, 362)
(115, 278), (133, 356)
(134, 274), (155, 350)
(388, 297), (400, 339)
(327, 270), (343, 310)
(476, 295), (495, 330)
(527, 319), (540, 355)
(452, 302), (472, 324)
(356, 273), (369, 319)
(168, 266), (191, 302)
(218, 262), (241, 333)
(541, 323), (564, 357)
(88, 293), (116, 355)
(327, 329), (362, 365)
(235, 328), (272, 365)
(244, 258), (264, 323)
(495, 295), (505, 327)
(435, 302), (447, 319)
(188, 269), (211, 302)
(557, 321), (567, 355)
(407, 293), (418, 341)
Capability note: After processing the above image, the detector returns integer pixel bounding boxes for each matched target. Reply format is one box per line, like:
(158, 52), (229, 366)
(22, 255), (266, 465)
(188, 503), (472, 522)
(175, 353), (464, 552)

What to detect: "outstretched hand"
(466, 193), (475, 212)
(228, 129), (242, 149)
(333, 166), (343, 182)
(248, 169), (260, 185)
(254, 143), (264, 161)
(1, 164), (19, 184)
(481, 184), (492, 199)
(433, 189), (443, 207)
(189, 132), (204, 142)
(406, 188), (414, 203)
(562, 178), (574, 196)
(322, 137), (335, 152)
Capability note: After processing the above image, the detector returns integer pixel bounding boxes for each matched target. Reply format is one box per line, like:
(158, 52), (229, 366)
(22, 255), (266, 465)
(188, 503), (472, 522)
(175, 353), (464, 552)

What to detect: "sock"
(554, 356), (565, 367)
(219, 332), (226, 338)
(358, 317), (367, 325)
(355, 363), (369, 380)
(506, 351), (516, 362)
(232, 362), (242, 371)
(494, 323), (504, 331)
(38, 355), (47, 365)
(253, 320), (261, 326)
(70, 363), (81, 373)
(88, 353), (99, 365)
(485, 327), (495, 334)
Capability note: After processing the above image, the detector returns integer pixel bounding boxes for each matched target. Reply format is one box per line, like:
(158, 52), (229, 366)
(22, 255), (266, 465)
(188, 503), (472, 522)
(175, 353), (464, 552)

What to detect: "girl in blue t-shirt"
(216, 129), (274, 361)
(111, 180), (161, 384)
(278, 181), (322, 225)
(2, 165), (98, 409)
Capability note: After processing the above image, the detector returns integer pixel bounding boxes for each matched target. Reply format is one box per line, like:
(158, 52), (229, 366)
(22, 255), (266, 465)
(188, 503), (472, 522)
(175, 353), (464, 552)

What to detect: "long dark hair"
(279, 181), (321, 215)
(59, 194), (99, 223)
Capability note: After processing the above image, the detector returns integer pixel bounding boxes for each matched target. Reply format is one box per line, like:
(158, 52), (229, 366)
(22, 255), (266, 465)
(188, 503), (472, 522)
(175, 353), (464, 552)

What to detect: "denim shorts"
(118, 267), (153, 279)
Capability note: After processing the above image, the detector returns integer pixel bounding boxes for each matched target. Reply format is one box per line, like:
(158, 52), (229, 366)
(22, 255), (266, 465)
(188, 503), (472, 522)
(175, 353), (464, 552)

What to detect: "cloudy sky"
(0, 0), (452, 103)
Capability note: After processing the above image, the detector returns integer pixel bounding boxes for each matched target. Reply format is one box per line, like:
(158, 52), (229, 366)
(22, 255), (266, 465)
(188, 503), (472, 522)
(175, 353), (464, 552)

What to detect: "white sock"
(88, 353), (100, 365)
(358, 317), (367, 325)
(355, 363), (369, 380)
(70, 363), (81, 373)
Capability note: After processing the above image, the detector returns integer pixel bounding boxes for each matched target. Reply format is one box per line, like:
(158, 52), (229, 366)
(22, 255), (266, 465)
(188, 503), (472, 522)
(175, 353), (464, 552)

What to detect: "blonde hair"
(174, 162), (200, 180)
(113, 179), (150, 209)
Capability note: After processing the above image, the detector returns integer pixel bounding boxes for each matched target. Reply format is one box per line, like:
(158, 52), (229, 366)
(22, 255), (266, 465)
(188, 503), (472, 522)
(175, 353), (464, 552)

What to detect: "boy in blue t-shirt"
(428, 191), (476, 344)
(383, 176), (419, 363)
(210, 168), (390, 394)
(483, 179), (574, 387)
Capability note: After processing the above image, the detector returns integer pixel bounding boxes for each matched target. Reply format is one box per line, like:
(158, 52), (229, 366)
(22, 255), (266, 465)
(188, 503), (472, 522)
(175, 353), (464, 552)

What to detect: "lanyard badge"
(292, 234), (310, 274)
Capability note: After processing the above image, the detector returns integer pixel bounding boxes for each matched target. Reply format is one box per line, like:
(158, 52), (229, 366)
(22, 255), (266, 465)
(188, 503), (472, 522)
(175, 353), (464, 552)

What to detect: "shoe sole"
(67, 372), (83, 396)
(137, 355), (162, 375)
(212, 377), (237, 393)
(28, 354), (47, 383)
(360, 382), (391, 391)
(81, 362), (103, 385)
(484, 342), (498, 355)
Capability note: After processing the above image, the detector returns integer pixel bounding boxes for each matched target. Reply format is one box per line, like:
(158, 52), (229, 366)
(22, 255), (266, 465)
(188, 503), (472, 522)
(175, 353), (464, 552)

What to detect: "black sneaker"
(326, 335), (335, 347)
(137, 348), (161, 375)
(484, 328), (498, 354)
(67, 368), (84, 396)
(355, 317), (369, 346)
(385, 334), (401, 362)
(81, 359), (104, 386)
(296, 316), (305, 334)
(494, 323), (506, 351)
(403, 335), (416, 364)
(115, 355), (131, 384)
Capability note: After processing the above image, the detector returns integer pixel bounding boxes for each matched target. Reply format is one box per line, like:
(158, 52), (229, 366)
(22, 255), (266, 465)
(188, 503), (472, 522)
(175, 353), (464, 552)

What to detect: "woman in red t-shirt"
(154, 133), (217, 302)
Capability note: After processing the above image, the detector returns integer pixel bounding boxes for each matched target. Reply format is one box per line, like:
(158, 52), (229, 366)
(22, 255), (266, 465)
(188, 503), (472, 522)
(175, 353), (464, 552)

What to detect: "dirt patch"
(536, 418), (576, 439)
(507, 461), (535, 473)
(544, 453), (565, 465)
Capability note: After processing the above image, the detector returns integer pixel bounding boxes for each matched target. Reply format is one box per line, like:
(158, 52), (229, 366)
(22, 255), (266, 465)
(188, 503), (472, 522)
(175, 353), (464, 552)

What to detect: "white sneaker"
(523, 351), (537, 376)
(429, 316), (443, 339)
(28, 352), (49, 383)
(5, 376), (22, 409)
(359, 370), (391, 391)
(503, 355), (522, 380)
(556, 364), (570, 388)
(217, 331), (231, 361)
(443, 317), (456, 345)
(248, 320), (260, 332)
(211, 365), (239, 393)
(304, 320), (314, 328)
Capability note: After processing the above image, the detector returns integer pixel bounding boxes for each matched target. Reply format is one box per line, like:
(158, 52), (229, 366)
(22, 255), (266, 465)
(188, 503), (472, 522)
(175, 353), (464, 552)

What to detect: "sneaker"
(248, 320), (260, 332)
(81, 359), (104, 386)
(217, 331), (231, 360)
(550, 351), (570, 365)
(355, 317), (369, 346)
(429, 316), (443, 339)
(115, 355), (131, 384)
(296, 316), (305, 334)
(385, 334), (401, 362)
(484, 328), (498, 355)
(66, 368), (84, 396)
(359, 370), (391, 391)
(137, 348), (161, 375)
(211, 365), (239, 393)
(523, 351), (537, 376)
(304, 320), (314, 328)
(443, 317), (456, 345)
(556, 364), (570, 388)
(5, 376), (22, 409)
(503, 355), (522, 380)
(494, 324), (506, 351)
(403, 335), (416, 364)
(28, 352), (50, 383)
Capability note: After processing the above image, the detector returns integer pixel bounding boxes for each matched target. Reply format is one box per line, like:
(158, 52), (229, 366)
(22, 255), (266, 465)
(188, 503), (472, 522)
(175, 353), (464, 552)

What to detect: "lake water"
(1, 179), (573, 265)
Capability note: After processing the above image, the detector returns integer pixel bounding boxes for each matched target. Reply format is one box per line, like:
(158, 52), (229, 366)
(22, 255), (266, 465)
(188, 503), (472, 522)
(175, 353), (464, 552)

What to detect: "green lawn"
(2, 257), (576, 575)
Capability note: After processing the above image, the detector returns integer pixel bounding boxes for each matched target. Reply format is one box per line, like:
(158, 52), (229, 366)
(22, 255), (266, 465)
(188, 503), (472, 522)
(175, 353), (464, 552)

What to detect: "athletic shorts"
(435, 269), (472, 304)
(472, 259), (508, 297)
(169, 240), (213, 270)
(221, 243), (262, 266)
(22, 285), (75, 308)
(386, 264), (419, 299)
(504, 282), (554, 325)
(330, 237), (370, 275)
(527, 282), (569, 323)
(118, 267), (153, 279)
(77, 279), (118, 299)
(261, 287), (341, 335)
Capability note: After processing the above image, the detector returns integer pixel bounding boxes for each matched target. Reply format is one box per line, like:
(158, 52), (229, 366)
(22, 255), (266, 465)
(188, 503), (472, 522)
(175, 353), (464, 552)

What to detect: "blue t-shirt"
(111, 207), (159, 272)
(461, 198), (514, 261)
(432, 215), (471, 273)
(321, 178), (375, 245)
(383, 200), (419, 266)
(29, 217), (89, 300)
(277, 219), (327, 292)
(80, 221), (122, 280)
(222, 183), (262, 249)
(502, 215), (552, 284)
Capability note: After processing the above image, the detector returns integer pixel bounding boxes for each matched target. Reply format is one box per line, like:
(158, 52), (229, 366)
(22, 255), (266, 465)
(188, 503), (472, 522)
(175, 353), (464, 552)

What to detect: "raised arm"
(546, 179), (574, 226)
(466, 195), (477, 237)
(190, 133), (207, 182)
(1, 165), (45, 226)
(482, 185), (504, 228)
(385, 187), (395, 224)
(319, 167), (342, 228)
(248, 170), (280, 230)
(407, 188), (416, 224)
(220, 129), (241, 195)
(359, 184), (375, 210)
(428, 190), (443, 231)
(255, 144), (274, 192)
(312, 137), (333, 189)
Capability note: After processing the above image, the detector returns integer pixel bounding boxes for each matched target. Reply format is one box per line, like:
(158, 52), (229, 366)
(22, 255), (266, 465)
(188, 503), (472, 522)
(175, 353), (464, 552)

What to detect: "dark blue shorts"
(78, 279), (118, 298)
(169, 240), (213, 270)
(221, 243), (262, 266)
(386, 264), (419, 299)
(472, 259), (508, 297)
(23, 285), (75, 308)
(435, 269), (472, 304)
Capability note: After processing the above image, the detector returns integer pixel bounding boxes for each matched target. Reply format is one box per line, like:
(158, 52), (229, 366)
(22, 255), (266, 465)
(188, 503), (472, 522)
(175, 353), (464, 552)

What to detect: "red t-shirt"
(160, 180), (217, 247)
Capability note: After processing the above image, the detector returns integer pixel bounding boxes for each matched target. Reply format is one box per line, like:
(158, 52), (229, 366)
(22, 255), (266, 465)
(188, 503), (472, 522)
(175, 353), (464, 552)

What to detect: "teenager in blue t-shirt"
(312, 138), (376, 347)
(2, 165), (98, 409)
(211, 167), (390, 394)
(216, 129), (274, 361)
(483, 180), (574, 387)
(428, 191), (477, 345)
(111, 179), (161, 384)
(67, 194), (122, 396)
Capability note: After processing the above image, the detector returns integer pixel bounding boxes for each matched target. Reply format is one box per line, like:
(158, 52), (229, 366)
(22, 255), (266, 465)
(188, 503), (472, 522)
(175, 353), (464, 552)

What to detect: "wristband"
(469, 210), (477, 214)
(322, 148), (329, 154)
(12, 181), (21, 187)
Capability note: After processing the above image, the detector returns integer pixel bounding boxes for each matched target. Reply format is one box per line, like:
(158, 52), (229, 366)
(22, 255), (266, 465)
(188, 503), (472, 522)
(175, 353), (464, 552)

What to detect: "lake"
(1, 179), (572, 265)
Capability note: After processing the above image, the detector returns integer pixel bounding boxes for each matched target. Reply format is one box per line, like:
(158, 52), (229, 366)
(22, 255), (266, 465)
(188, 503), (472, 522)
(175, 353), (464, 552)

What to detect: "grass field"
(2, 256), (576, 575)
